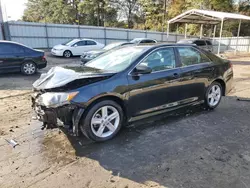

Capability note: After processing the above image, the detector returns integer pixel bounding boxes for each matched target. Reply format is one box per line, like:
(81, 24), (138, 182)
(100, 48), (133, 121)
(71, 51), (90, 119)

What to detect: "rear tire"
(63, 50), (72, 58)
(21, 61), (37, 75)
(80, 100), (124, 142)
(204, 82), (222, 110)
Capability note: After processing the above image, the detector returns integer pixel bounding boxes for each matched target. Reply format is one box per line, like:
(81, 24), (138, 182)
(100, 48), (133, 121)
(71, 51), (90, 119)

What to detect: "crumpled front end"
(31, 66), (115, 135)
(32, 92), (84, 136)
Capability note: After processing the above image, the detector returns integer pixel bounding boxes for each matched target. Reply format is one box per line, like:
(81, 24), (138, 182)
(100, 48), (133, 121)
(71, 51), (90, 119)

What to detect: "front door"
(127, 47), (183, 118)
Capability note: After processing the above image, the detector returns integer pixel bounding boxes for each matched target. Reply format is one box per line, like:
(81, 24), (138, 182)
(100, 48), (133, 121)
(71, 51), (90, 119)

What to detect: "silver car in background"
(177, 39), (213, 52)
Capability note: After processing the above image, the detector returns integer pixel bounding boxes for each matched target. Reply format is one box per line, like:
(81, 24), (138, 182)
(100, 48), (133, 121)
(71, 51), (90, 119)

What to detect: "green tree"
(23, 0), (78, 24)
(78, 0), (118, 26)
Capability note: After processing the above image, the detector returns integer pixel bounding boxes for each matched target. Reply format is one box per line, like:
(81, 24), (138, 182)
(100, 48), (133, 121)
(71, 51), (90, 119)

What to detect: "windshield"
(103, 43), (121, 50)
(85, 46), (147, 72)
(62, 39), (77, 46)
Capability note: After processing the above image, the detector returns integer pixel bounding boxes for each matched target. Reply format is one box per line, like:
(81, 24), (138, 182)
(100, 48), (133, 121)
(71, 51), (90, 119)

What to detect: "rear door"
(176, 46), (214, 101)
(85, 40), (100, 50)
(0, 43), (25, 73)
(127, 47), (183, 117)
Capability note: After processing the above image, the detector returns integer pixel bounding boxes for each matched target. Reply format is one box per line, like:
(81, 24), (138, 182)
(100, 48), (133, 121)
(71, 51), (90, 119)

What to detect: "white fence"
(3, 21), (250, 53)
(4, 21), (178, 48)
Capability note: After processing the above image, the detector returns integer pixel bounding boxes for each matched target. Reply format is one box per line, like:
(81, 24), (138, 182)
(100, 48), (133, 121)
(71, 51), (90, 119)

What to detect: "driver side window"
(139, 48), (176, 72)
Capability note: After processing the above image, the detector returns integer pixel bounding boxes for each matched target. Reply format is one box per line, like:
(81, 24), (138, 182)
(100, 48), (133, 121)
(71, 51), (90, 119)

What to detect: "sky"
(1, 0), (27, 21)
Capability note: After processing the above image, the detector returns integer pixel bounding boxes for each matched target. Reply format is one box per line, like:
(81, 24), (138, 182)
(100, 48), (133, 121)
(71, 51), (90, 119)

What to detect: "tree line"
(22, 0), (250, 37)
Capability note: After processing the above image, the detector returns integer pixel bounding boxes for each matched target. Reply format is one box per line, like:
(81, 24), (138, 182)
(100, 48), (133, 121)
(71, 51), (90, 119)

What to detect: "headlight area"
(33, 91), (85, 136)
(37, 92), (79, 108)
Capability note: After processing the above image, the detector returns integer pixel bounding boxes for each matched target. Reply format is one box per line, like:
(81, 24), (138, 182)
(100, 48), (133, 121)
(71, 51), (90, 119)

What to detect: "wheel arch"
(83, 94), (128, 122)
(212, 79), (226, 96)
(64, 49), (73, 56)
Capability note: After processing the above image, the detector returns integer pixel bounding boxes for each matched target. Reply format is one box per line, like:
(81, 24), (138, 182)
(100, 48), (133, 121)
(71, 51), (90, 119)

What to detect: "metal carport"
(167, 9), (250, 54)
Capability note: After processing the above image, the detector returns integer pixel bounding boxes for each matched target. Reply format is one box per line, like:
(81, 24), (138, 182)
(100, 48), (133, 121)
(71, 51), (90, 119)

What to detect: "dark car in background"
(177, 38), (213, 52)
(0, 41), (47, 75)
(32, 44), (233, 142)
(80, 41), (133, 63)
(130, 38), (157, 44)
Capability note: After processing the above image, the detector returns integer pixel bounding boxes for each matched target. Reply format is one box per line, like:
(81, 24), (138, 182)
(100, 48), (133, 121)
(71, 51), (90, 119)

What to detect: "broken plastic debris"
(32, 116), (38, 120)
(5, 139), (19, 148)
(237, 97), (250, 102)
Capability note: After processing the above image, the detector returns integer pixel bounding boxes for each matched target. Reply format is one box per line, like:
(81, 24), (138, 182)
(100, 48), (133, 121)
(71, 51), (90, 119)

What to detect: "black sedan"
(0, 41), (47, 75)
(80, 41), (133, 63)
(32, 44), (233, 142)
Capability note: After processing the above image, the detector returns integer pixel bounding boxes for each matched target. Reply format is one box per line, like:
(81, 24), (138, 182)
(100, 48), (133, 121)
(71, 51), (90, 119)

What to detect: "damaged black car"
(32, 44), (233, 142)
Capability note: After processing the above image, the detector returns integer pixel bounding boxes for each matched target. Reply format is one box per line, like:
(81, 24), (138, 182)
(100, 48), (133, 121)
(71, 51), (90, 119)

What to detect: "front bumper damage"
(31, 94), (84, 136)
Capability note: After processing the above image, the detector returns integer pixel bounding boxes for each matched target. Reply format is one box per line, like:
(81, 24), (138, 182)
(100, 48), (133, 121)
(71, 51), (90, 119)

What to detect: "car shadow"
(62, 105), (210, 187)
(231, 60), (250, 66)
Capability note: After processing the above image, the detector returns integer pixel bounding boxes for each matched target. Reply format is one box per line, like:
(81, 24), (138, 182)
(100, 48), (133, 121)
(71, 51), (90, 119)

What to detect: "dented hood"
(33, 66), (115, 90)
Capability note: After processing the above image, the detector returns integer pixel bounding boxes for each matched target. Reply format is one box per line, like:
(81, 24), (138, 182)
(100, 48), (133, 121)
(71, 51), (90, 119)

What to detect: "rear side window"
(0, 43), (25, 54)
(206, 40), (212, 45)
(86, 40), (97, 45)
(193, 40), (206, 46)
(177, 47), (211, 66)
(140, 40), (156, 44)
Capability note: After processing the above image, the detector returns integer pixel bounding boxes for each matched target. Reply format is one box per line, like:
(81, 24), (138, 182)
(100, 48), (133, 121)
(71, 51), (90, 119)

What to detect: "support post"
(104, 27), (107, 45)
(200, 24), (203, 39)
(45, 23), (49, 50)
(217, 19), (224, 55)
(184, 23), (187, 39)
(166, 22), (170, 40)
(235, 20), (242, 54)
(126, 30), (129, 42)
(78, 25), (80, 38)
(213, 25), (217, 42)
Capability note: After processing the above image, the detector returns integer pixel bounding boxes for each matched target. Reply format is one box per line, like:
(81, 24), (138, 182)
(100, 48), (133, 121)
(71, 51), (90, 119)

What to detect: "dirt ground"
(1, 53), (250, 188)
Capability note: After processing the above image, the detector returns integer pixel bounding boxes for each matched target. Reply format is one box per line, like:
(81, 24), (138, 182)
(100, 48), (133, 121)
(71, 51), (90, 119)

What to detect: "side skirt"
(128, 100), (204, 123)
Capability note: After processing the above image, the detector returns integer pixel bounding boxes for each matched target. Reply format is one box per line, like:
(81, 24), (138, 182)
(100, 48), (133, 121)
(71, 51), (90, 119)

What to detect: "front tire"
(80, 100), (124, 142)
(63, 50), (72, 58)
(204, 82), (222, 109)
(21, 61), (37, 75)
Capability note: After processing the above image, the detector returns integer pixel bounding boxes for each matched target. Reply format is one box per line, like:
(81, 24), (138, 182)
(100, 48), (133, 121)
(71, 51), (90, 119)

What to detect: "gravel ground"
(0, 53), (250, 188)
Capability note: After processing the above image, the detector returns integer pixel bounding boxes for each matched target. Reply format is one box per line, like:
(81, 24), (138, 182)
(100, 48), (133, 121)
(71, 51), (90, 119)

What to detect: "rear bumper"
(225, 72), (234, 95)
(37, 61), (47, 69)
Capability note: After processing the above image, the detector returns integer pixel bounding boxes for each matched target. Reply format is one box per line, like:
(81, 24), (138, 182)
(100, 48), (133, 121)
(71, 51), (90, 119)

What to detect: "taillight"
(229, 62), (233, 68)
(42, 55), (46, 61)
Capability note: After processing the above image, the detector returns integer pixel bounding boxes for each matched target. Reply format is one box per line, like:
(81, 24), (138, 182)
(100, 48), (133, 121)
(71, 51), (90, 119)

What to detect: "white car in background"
(51, 39), (105, 58)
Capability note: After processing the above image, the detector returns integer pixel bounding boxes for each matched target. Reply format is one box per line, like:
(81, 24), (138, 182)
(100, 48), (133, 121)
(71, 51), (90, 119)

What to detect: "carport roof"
(168, 9), (250, 25)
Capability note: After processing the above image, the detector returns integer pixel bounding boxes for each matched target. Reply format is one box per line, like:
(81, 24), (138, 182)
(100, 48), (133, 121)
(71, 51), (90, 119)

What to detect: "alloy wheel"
(208, 85), (221, 107)
(23, 63), (36, 75)
(90, 105), (120, 138)
(64, 51), (71, 58)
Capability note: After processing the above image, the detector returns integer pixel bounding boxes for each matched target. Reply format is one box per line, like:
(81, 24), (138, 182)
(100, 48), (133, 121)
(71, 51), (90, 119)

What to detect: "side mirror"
(133, 64), (152, 75)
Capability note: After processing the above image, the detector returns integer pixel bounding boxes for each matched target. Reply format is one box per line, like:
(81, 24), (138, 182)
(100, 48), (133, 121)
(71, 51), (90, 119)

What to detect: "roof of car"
(179, 38), (211, 41)
(136, 43), (197, 48)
